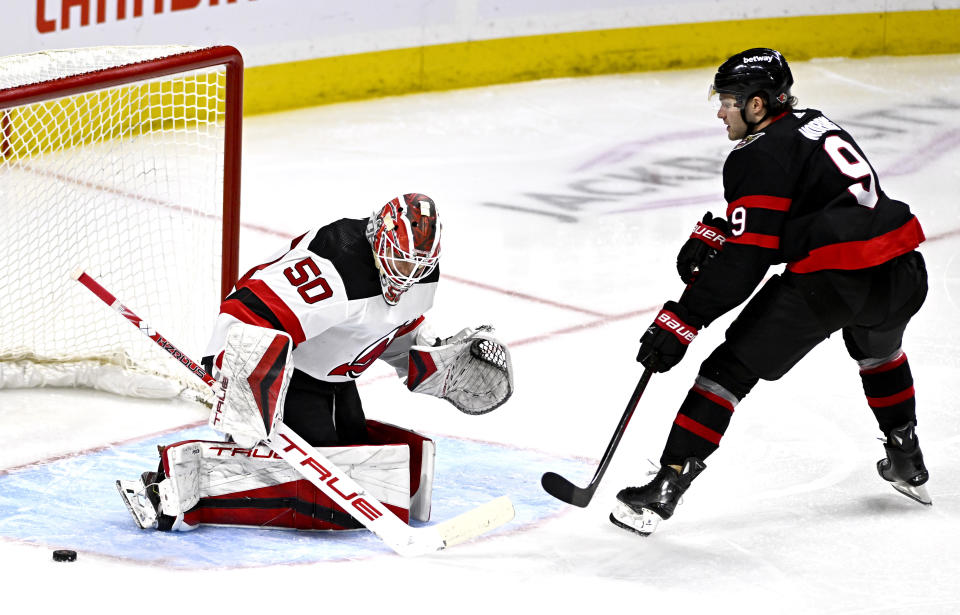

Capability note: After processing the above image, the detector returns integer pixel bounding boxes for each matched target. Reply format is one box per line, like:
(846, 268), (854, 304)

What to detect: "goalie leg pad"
(153, 433), (431, 531)
(366, 420), (436, 522)
(210, 324), (293, 448)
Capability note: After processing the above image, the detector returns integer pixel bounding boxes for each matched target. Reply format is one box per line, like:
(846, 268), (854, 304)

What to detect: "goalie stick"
(541, 368), (653, 507)
(72, 268), (514, 556)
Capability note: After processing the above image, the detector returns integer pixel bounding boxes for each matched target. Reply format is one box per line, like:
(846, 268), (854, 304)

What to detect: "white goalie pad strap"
(158, 439), (414, 529)
(407, 325), (514, 415)
(209, 324), (293, 448)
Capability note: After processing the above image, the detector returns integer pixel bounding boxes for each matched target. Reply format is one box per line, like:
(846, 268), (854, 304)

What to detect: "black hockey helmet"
(710, 48), (794, 109)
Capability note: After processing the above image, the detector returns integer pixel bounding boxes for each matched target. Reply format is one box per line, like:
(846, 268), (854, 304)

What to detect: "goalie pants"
(661, 251), (928, 467)
(284, 369), (369, 446)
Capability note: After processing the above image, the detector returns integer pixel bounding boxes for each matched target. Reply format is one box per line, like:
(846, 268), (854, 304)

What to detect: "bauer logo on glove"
(407, 325), (513, 415)
(676, 212), (730, 284)
(655, 310), (697, 343)
(637, 302), (700, 373)
(691, 220), (726, 248)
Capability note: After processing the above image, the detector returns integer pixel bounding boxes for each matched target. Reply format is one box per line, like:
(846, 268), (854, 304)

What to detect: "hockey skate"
(610, 458), (706, 536)
(116, 471), (162, 529)
(877, 421), (931, 506)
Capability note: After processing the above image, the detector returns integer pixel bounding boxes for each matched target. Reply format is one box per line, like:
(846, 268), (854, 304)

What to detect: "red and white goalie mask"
(366, 193), (442, 305)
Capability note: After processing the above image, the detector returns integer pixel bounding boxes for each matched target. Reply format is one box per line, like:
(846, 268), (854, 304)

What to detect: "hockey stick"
(73, 268), (514, 556)
(541, 368), (653, 507)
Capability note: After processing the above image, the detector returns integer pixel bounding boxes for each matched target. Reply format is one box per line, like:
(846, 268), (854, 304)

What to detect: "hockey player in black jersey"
(610, 49), (930, 537)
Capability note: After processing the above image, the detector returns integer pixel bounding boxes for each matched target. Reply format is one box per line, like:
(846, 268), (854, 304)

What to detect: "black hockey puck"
(52, 549), (77, 562)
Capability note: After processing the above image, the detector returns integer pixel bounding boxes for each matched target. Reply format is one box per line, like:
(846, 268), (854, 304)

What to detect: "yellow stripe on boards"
(242, 9), (960, 115)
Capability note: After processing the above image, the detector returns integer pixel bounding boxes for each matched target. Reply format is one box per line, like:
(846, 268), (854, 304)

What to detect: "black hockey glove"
(676, 212), (729, 284)
(637, 301), (699, 373)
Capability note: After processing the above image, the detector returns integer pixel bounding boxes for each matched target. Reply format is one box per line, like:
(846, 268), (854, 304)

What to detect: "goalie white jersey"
(204, 218), (437, 383)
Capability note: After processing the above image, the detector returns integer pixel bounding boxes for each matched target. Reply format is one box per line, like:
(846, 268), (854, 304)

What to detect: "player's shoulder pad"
(306, 218), (383, 300)
(723, 129), (791, 190)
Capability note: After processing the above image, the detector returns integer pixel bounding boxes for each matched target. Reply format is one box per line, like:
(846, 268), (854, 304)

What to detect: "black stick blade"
(541, 471), (594, 508)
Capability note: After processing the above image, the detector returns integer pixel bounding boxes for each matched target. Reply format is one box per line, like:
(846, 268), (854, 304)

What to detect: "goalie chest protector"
(210, 218), (439, 382)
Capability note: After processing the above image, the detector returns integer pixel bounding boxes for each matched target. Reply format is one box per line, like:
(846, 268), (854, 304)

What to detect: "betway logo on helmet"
(743, 54), (774, 63)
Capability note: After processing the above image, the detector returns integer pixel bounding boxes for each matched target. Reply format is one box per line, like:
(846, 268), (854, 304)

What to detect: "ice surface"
(2, 54), (959, 613)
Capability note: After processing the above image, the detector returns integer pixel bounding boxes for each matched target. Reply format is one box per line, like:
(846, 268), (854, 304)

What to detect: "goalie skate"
(116, 472), (160, 529)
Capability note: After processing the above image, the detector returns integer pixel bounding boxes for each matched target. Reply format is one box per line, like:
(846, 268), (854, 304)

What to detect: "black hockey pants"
(723, 250), (927, 380)
(283, 370), (370, 446)
(660, 251), (927, 466)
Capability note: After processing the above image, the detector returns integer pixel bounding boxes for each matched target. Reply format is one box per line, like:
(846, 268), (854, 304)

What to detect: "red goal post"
(0, 45), (243, 399)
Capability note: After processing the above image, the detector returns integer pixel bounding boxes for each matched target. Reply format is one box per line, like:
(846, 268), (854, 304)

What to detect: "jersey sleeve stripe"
(289, 232), (308, 249)
(221, 297), (283, 332)
(727, 195), (792, 214)
(237, 254), (287, 287)
(235, 279), (307, 345)
(235, 233), (309, 287)
(726, 232), (780, 249)
(786, 216), (924, 274)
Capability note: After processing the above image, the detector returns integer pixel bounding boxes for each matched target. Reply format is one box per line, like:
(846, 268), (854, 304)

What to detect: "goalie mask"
(366, 193), (442, 305)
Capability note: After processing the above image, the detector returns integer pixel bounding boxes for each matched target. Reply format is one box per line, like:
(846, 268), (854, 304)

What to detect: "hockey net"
(0, 45), (242, 400)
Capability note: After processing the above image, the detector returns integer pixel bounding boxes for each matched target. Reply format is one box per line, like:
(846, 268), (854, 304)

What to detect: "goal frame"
(0, 45), (243, 299)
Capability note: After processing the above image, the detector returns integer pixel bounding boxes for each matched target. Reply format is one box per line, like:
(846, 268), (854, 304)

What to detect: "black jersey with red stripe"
(679, 109), (924, 327)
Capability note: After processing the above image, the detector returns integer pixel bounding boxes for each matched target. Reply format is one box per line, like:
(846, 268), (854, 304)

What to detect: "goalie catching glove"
(407, 325), (513, 415)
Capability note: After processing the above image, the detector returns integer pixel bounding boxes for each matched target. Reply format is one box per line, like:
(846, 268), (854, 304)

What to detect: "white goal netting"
(0, 46), (242, 400)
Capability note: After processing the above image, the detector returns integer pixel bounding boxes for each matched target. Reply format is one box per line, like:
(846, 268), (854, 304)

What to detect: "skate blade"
(116, 479), (158, 529)
(890, 480), (932, 506)
(609, 501), (662, 536)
